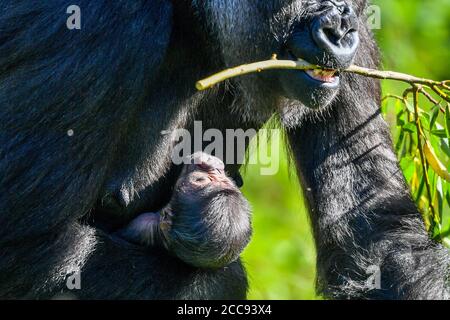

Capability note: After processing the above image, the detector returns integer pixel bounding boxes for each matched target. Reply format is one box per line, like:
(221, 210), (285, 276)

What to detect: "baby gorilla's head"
(166, 152), (251, 269)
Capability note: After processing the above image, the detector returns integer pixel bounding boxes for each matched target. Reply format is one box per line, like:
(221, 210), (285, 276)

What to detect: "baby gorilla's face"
(176, 153), (238, 202)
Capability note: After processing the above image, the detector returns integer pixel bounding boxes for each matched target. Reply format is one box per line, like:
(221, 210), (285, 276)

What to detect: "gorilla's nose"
(311, 1), (359, 67)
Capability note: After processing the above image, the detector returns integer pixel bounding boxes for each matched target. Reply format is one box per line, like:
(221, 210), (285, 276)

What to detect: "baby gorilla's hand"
(117, 211), (171, 248)
(119, 152), (252, 269)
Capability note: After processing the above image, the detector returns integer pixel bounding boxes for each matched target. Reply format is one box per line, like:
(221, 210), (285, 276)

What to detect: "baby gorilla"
(119, 153), (252, 269)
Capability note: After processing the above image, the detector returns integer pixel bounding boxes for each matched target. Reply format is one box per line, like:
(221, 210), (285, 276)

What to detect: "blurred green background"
(241, 0), (450, 300)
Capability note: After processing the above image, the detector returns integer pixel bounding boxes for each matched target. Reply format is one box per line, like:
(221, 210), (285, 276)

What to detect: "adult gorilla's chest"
(93, 122), (183, 229)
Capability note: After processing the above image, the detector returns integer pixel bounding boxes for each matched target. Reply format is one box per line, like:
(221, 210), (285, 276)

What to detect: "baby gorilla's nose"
(188, 152), (225, 172)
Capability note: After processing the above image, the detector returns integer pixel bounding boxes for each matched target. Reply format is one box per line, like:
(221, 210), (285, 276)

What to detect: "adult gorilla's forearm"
(287, 41), (450, 299)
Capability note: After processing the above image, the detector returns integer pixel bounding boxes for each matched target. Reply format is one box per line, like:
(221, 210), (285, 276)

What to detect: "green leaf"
(431, 129), (447, 138)
(400, 156), (415, 181)
(420, 114), (431, 131)
(445, 104), (450, 139)
(403, 123), (417, 133)
(429, 103), (441, 130)
(446, 190), (450, 209)
(415, 177), (425, 202)
(405, 100), (415, 113)
(422, 112), (431, 122)
(395, 129), (405, 151)
(395, 99), (403, 113)
(396, 108), (405, 120)
(440, 139), (450, 158)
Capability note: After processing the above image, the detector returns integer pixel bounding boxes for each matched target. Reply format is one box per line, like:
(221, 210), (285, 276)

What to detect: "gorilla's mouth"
(277, 50), (341, 109)
(305, 69), (339, 83)
(287, 50), (340, 87)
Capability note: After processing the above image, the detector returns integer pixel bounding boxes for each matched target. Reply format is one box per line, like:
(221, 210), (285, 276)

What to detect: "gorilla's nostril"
(324, 27), (345, 43)
(315, 5), (358, 42)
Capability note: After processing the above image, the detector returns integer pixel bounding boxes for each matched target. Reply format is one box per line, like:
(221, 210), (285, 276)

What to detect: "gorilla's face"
(201, 0), (365, 114)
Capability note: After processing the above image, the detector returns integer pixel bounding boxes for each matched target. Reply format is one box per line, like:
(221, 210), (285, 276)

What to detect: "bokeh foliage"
(242, 0), (450, 300)
(377, 0), (450, 243)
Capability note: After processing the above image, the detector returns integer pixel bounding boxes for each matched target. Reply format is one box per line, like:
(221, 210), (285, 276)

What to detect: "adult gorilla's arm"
(286, 25), (450, 299)
(0, 0), (171, 243)
(0, 1), (247, 299)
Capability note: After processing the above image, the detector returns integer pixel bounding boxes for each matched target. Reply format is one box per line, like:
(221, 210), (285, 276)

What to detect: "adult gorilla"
(0, 0), (448, 299)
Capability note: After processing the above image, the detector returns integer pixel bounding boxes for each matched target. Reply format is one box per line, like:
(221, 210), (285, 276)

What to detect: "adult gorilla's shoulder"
(0, 1), (171, 239)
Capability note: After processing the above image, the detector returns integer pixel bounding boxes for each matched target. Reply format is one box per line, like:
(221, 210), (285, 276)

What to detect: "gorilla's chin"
(279, 67), (340, 110)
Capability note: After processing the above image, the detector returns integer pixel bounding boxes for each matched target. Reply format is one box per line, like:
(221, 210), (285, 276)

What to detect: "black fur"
(0, 0), (449, 299)
(0, 0), (249, 299)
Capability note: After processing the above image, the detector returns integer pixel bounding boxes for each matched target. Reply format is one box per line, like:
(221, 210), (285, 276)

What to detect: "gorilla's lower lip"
(302, 70), (340, 89)
(278, 50), (341, 109)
